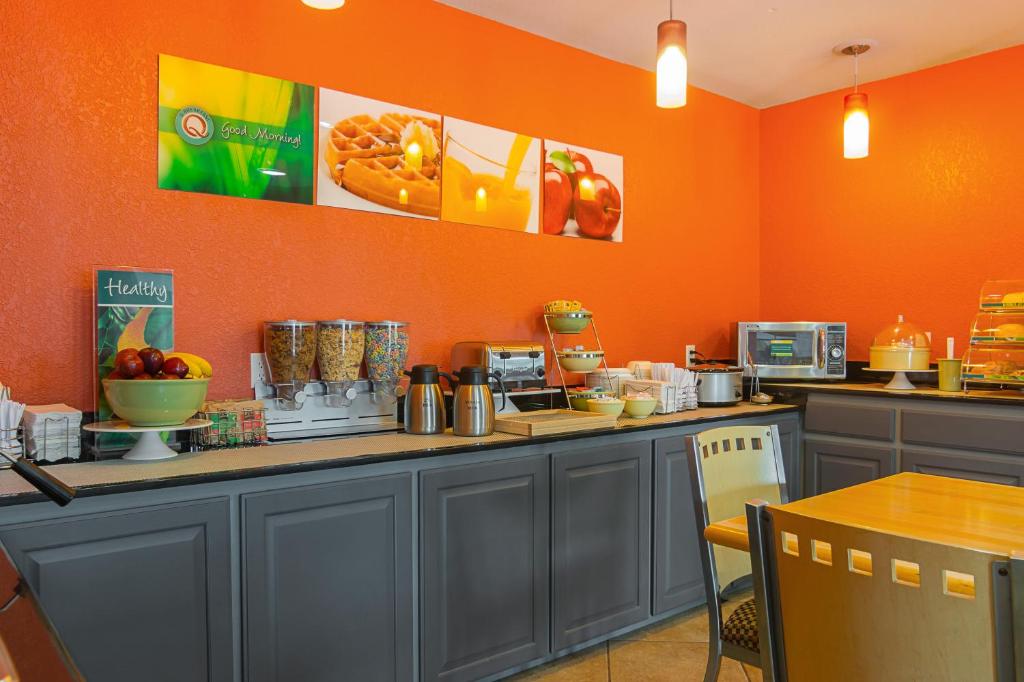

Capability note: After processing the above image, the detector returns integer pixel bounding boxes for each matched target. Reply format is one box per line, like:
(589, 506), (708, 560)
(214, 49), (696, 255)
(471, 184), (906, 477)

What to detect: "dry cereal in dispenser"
(365, 321), (409, 385)
(263, 321), (318, 385)
(317, 320), (365, 382)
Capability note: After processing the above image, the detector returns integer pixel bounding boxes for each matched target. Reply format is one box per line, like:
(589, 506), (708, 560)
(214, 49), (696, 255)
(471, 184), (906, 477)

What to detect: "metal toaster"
(450, 341), (546, 390)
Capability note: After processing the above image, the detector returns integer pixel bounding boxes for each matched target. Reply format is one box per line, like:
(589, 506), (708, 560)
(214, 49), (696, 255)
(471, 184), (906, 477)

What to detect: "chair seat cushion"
(721, 598), (759, 653)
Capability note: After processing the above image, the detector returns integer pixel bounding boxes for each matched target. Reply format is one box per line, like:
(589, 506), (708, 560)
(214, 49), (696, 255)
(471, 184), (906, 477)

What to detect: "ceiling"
(437, 0), (1024, 108)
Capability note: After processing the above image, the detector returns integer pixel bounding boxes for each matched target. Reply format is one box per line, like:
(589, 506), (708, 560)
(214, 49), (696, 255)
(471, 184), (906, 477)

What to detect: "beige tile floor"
(508, 592), (761, 682)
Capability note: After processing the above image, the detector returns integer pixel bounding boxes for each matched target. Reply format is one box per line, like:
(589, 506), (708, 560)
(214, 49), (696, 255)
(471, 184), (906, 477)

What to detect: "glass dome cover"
(871, 314), (930, 349)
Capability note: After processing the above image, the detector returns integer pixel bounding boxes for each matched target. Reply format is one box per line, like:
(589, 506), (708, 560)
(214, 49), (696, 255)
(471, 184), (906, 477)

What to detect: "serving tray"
(494, 409), (618, 436)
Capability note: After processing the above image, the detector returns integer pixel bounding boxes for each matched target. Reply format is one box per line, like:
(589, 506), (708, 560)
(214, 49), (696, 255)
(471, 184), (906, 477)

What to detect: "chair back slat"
(769, 506), (1001, 681)
(693, 425), (786, 589)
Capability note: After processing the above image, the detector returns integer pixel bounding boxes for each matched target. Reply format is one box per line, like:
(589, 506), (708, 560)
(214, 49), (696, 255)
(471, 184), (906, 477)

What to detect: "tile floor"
(507, 592), (761, 682)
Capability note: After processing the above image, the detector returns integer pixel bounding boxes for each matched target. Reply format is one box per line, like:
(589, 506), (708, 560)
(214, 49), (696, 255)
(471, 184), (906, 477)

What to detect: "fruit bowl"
(558, 350), (604, 372)
(586, 397), (625, 417)
(102, 378), (210, 427)
(622, 395), (657, 419)
(547, 310), (592, 334)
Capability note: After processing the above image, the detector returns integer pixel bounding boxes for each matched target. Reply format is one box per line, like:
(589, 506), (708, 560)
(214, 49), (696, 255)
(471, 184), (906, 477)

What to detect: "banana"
(164, 352), (214, 378)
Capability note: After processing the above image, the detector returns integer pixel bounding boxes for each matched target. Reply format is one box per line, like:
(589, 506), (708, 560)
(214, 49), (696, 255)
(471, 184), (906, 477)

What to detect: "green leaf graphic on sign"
(144, 308), (174, 349)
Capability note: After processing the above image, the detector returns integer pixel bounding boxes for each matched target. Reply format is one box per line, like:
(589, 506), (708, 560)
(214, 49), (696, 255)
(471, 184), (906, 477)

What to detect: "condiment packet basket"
(620, 379), (678, 414)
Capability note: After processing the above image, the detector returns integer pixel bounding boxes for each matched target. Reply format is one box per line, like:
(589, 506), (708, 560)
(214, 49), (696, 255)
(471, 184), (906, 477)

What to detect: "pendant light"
(837, 42), (873, 159)
(302, 0), (345, 9)
(656, 1), (687, 108)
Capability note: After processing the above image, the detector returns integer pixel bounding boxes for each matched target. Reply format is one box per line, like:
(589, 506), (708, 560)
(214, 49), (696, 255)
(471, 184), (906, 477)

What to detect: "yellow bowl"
(587, 398), (625, 417)
(558, 351), (604, 373)
(102, 378), (210, 426)
(622, 396), (657, 418)
(547, 311), (592, 334)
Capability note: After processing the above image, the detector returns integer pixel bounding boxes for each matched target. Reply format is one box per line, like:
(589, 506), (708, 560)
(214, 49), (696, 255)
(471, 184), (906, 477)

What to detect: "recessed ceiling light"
(302, 0), (345, 9)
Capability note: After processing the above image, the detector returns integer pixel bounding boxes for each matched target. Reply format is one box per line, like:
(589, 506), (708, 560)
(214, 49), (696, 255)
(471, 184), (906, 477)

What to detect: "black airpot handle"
(488, 373), (508, 411)
(1, 452), (76, 507)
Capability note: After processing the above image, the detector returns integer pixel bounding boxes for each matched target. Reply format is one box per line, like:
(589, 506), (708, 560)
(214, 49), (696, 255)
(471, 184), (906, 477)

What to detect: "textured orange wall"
(760, 45), (1024, 360)
(0, 0), (760, 407)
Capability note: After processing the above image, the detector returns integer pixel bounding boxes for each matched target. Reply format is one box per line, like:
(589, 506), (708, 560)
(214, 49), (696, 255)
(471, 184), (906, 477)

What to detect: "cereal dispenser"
(316, 320), (365, 406)
(365, 321), (410, 403)
(262, 320), (318, 407)
(253, 319), (399, 440)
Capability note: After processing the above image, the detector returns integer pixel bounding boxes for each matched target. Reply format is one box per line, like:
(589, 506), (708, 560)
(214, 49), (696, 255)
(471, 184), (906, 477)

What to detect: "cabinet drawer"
(902, 409), (1024, 455)
(901, 449), (1024, 486)
(805, 398), (895, 441)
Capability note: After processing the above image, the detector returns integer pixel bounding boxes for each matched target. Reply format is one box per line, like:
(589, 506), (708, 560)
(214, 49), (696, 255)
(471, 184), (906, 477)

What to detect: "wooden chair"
(0, 543), (83, 681)
(685, 424), (790, 682)
(746, 500), (1024, 681)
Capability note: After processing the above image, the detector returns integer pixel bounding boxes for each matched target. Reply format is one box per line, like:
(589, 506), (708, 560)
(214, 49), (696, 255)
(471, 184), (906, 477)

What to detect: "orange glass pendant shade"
(843, 92), (869, 159)
(657, 19), (687, 108)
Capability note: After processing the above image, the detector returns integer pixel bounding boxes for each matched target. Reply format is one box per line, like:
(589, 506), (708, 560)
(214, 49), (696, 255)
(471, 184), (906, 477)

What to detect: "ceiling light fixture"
(302, 0), (345, 9)
(835, 42), (874, 159)
(656, 1), (687, 108)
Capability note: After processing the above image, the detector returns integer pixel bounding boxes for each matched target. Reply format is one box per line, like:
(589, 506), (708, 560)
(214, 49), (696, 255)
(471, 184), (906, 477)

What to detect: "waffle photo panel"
(317, 88), (442, 220)
(440, 118), (541, 233)
(158, 54), (315, 205)
(542, 140), (623, 242)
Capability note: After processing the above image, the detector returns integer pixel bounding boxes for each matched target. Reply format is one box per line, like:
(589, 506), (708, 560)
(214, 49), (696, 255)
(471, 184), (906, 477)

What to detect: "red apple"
(133, 372), (153, 380)
(567, 149), (593, 176)
(161, 357), (189, 378)
(106, 370), (127, 380)
(573, 173), (621, 240)
(543, 164), (572, 235)
(157, 373), (181, 380)
(138, 347), (165, 375)
(115, 350), (144, 377)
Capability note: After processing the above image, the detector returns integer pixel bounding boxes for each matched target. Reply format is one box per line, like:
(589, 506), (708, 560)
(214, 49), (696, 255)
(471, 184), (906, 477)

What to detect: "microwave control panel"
(826, 325), (846, 375)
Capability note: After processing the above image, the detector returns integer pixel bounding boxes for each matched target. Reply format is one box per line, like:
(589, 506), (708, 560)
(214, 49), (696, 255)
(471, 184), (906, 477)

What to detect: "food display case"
(978, 279), (1024, 311)
(962, 280), (1024, 388)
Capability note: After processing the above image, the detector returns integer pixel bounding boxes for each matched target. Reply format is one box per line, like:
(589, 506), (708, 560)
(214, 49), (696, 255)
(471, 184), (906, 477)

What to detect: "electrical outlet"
(250, 353), (267, 389)
(685, 345), (697, 367)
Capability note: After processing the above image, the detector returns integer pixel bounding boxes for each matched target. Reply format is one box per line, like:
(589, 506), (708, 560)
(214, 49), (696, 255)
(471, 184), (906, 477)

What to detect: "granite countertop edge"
(762, 381), (1024, 406)
(0, 404), (799, 508)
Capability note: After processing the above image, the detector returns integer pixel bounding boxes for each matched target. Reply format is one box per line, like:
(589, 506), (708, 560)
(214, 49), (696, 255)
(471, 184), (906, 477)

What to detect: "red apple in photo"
(573, 173), (622, 240)
(567, 149), (592, 175)
(543, 163), (573, 234)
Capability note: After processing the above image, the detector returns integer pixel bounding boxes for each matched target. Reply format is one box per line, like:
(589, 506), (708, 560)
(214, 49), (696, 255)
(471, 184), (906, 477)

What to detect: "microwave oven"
(737, 322), (847, 380)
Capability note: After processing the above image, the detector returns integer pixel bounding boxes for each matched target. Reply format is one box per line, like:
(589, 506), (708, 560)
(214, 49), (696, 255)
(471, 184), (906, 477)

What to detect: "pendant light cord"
(854, 51), (859, 92)
(669, 0), (673, 20)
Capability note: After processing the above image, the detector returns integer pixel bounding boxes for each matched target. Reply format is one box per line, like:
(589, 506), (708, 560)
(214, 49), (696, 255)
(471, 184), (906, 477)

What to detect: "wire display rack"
(543, 309), (614, 411)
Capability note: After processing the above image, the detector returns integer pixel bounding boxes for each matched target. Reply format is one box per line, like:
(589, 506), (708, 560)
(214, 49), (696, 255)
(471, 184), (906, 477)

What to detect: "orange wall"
(0, 0), (760, 407)
(760, 45), (1024, 360)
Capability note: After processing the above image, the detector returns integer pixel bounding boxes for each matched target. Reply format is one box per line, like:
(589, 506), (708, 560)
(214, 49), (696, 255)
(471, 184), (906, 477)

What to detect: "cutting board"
(494, 409), (618, 436)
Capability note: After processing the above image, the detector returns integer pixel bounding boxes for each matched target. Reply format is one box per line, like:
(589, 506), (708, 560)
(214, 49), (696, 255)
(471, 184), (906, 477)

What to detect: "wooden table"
(705, 471), (1024, 557)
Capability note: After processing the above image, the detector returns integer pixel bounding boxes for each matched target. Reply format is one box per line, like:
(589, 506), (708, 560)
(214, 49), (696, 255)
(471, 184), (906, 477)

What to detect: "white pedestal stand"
(864, 368), (937, 391)
(84, 419), (211, 461)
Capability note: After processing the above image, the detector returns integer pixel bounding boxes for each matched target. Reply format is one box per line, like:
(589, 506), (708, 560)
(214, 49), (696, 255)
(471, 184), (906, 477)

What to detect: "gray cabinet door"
(804, 438), (897, 496)
(243, 474), (413, 682)
(652, 436), (704, 615)
(0, 498), (232, 682)
(421, 456), (550, 682)
(901, 449), (1024, 486)
(552, 440), (651, 649)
